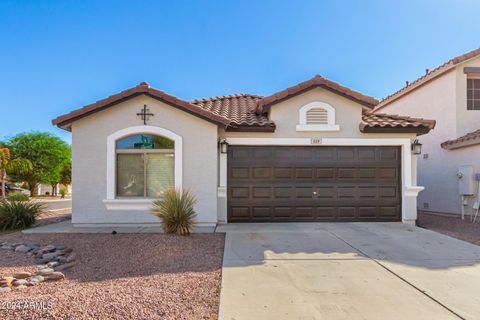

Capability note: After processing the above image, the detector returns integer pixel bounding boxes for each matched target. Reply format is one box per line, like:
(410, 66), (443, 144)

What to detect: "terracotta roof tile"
(257, 75), (378, 113)
(376, 47), (480, 111)
(441, 129), (480, 149)
(52, 82), (232, 129)
(360, 112), (436, 135)
(191, 93), (274, 128)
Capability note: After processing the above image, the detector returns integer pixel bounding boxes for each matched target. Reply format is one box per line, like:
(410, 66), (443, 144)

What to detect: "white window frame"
(103, 125), (183, 210)
(296, 101), (340, 131)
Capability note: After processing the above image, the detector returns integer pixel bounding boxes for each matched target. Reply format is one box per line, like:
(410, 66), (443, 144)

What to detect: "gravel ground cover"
(417, 211), (480, 246)
(0, 232), (225, 319)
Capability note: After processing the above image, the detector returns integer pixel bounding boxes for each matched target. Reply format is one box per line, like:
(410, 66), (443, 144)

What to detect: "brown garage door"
(227, 146), (401, 222)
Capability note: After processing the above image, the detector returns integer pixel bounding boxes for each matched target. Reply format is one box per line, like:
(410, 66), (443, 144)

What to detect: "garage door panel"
(228, 146), (401, 222)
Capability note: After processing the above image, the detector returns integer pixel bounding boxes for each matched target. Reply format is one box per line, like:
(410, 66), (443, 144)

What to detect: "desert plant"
(59, 187), (67, 198)
(6, 191), (29, 202)
(0, 200), (44, 231)
(151, 189), (197, 235)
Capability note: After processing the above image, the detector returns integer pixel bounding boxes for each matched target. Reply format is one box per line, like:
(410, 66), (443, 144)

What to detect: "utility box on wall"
(458, 165), (475, 195)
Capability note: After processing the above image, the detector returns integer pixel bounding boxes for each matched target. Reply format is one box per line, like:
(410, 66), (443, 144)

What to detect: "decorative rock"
(64, 247), (73, 254)
(66, 254), (76, 263)
(36, 268), (54, 276)
(1, 277), (14, 287)
(56, 245), (65, 250)
(0, 245), (14, 251)
(41, 245), (56, 252)
(29, 275), (45, 284)
(42, 252), (59, 261)
(25, 242), (40, 248)
(45, 272), (65, 281)
(12, 279), (28, 286)
(14, 245), (31, 253)
(0, 287), (12, 293)
(13, 271), (31, 279)
(47, 261), (60, 268)
(36, 257), (52, 264)
(54, 262), (76, 271)
(27, 278), (41, 286)
(56, 256), (67, 263)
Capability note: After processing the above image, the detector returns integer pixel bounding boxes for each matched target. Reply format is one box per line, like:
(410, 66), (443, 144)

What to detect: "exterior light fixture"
(219, 139), (229, 154)
(411, 139), (422, 155)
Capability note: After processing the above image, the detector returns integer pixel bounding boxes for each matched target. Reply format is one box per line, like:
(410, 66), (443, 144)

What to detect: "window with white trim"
(467, 78), (480, 110)
(296, 101), (340, 131)
(116, 134), (174, 198)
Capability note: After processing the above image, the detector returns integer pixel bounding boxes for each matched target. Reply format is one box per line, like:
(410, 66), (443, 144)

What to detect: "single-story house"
(374, 47), (480, 217)
(52, 75), (435, 227)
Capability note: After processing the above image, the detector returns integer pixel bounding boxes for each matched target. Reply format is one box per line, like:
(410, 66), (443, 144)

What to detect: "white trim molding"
(105, 125), (183, 210)
(296, 101), (340, 132)
(223, 137), (420, 223)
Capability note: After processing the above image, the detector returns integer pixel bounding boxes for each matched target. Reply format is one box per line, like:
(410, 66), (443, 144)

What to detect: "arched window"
(296, 101), (340, 131)
(116, 134), (174, 198)
(104, 126), (183, 208)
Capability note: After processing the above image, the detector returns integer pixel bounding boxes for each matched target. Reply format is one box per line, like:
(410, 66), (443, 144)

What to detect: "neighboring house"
(52, 75), (434, 227)
(37, 183), (71, 196)
(375, 48), (480, 217)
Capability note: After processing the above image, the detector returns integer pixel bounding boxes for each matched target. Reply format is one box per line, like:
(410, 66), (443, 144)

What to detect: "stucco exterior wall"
(380, 61), (480, 215)
(218, 87), (418, 223)
(71, 95), (218, 226)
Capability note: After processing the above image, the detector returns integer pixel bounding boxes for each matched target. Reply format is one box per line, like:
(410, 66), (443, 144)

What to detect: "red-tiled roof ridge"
(191, 93), (274, 129)
(360, 112), (436, 135)
(441, 129), (480, 149)
(52, 82), (233, 129)
(256, 74), (378, 114)
(375, 47), (480, 111)
(191, 93), (264, 103)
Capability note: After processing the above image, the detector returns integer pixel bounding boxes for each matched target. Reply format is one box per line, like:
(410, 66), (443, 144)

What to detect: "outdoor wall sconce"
(219, 139), (229, 154)
(411, 139), (422, 155)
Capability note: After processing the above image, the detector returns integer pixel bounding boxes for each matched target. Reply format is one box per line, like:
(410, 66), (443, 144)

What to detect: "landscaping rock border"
(0, 242), (75, 293)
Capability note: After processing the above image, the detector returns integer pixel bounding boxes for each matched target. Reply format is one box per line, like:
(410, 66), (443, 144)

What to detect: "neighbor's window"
(116, 134), (174, 198)
(467, 78), (480, 110)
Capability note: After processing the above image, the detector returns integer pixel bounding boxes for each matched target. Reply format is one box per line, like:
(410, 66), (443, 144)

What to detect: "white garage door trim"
(218, 137), (421, 224)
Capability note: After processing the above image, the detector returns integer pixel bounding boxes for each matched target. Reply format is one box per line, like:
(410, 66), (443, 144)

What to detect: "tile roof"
(52, 82), (232, 129)
(52, 77), (434, 135)
(191, 93), (275, 129)
(360, 113), (436, 135)
(375, 47), (480, 111)
(256, 74), (378, 113)
(441, 129), (480, 150)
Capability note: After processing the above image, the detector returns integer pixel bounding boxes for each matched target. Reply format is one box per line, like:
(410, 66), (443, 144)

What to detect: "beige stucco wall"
(71, 95), (219, 226)
(221, 87), (414, 140)
(218, 87), (418, 223)
(381, 58), (480, 215)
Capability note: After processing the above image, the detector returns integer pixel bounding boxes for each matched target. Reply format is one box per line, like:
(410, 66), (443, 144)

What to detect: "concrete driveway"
(216, 223), (480, 320)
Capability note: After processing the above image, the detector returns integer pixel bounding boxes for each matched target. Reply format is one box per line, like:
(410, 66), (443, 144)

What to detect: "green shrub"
(59, 188), (67, 198)
(6, 191), (29, 202)
(151, 189), (197, 236)
(0, 200), (44, 231)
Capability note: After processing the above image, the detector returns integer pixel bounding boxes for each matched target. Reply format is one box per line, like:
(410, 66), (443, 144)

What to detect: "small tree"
(6, 132), (71, 196)
(0, 146), (32, 198)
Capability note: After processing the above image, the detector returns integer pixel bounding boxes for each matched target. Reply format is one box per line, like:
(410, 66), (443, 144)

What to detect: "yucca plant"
(0, 200), (44, 231)
(151, 189), (197, 236)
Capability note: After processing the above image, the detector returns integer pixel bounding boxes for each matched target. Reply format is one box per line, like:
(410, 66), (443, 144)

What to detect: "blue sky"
(0, 0), (479, 142)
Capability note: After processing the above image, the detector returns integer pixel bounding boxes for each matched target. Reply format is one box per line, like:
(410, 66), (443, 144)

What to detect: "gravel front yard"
(417, 211), (480, 246)
(0, 232), (224, 319)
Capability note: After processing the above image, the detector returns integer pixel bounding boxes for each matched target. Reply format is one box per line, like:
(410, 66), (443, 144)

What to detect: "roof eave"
(359, 125), (432, 136)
